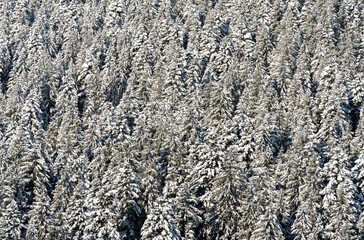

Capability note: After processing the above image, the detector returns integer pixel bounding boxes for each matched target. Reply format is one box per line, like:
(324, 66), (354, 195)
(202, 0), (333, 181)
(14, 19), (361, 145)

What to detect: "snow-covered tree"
(47, 76), (81, 239)
(1, 1), (364, 239)
(140, 197), (181, 240)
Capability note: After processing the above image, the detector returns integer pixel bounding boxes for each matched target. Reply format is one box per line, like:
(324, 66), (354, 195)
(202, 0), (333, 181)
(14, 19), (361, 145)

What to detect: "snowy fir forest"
(1, 0), (364, 239)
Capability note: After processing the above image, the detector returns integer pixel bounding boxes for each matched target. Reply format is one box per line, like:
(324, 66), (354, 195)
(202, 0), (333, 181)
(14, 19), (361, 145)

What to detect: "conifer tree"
(140, 197), (181, 240)
(0, 167), (23, 239)
(320, 146), (359, 239)
(47, 76), (81, 239)
(21, 88), (51, 240)
(1, 1), (364, 239)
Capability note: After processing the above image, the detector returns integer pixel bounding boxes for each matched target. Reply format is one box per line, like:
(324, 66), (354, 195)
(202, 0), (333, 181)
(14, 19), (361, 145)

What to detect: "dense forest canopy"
(0, 0), (364, 239)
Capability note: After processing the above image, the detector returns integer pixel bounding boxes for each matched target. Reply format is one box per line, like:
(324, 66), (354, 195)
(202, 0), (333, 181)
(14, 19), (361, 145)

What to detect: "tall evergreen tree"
(47, 76), (81, 239)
